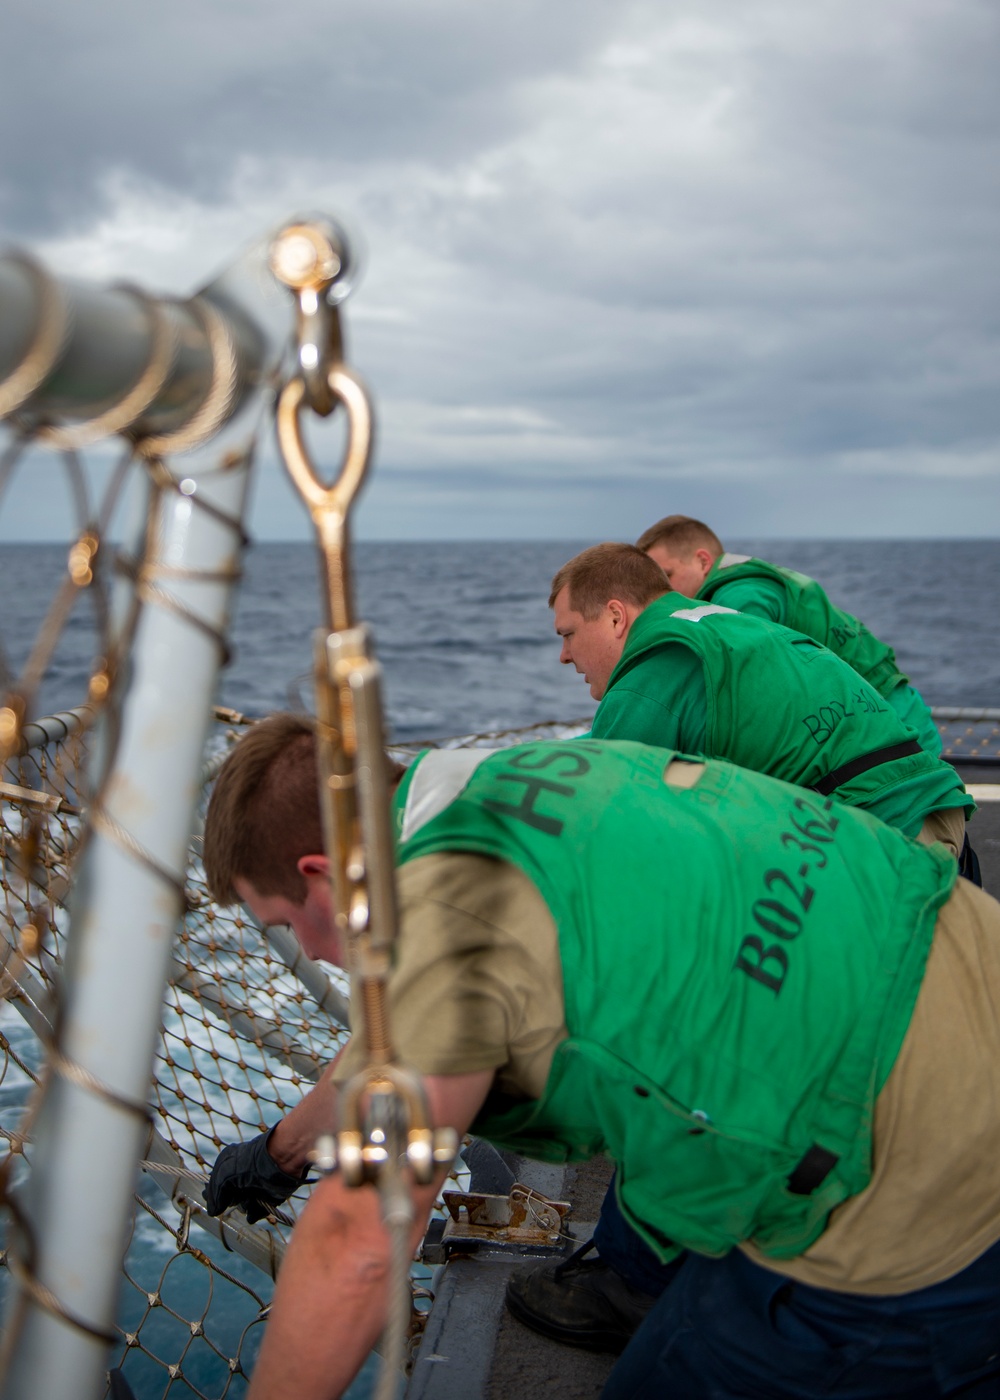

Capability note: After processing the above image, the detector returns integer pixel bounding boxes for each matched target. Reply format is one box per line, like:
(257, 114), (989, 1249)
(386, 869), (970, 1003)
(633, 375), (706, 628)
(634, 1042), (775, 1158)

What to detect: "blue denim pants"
(595, 1182), (1000, 1398)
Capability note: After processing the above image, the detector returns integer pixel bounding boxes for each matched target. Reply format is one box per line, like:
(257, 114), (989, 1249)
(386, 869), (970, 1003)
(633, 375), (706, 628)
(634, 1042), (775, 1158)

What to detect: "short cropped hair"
(203, 714), (409, 906)
(203, 713), (324, 906)
(635, 515), (724, 558)
(548, 543), (668, 618)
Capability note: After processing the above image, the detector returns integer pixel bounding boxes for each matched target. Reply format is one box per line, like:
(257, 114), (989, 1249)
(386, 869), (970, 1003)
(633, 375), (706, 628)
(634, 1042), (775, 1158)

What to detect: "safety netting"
(0, 708), (348, 1396)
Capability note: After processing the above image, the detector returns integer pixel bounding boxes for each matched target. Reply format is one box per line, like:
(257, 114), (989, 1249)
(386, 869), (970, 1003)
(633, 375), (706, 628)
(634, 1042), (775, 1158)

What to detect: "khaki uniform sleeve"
(333, 853), (566, 1100)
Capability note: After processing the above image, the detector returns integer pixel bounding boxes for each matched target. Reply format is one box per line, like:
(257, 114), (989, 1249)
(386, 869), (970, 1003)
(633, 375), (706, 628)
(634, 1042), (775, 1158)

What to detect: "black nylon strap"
(786, 1144), (840, 1196)
(812, 739), (922, 797)
(959, 834), (983, 887)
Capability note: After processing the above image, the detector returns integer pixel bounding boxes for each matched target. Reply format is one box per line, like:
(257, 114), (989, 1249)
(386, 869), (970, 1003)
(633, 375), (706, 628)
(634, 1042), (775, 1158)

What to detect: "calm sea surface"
(3, 538), (999, 734)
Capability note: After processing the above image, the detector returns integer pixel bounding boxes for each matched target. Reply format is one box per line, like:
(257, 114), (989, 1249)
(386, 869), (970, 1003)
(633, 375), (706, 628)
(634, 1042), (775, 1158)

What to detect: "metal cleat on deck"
(422, 1184), (571, 1263)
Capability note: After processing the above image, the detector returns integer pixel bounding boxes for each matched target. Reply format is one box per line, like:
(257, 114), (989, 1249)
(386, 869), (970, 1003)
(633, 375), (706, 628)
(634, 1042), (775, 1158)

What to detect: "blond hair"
(635, 515), (724, 558)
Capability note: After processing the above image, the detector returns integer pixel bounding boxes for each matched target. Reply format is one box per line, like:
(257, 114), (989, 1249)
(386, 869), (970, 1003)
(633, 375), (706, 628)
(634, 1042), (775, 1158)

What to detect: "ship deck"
(406, 762), (1000, 1400)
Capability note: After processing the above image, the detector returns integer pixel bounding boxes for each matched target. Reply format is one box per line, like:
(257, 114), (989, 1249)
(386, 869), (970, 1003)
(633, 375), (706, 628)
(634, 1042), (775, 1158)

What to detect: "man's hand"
(204, 1131), (308, 1223)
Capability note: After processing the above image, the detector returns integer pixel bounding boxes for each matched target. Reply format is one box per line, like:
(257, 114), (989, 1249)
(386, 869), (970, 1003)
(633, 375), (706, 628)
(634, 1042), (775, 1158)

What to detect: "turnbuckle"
(270, 218), (457, 1195)
(310, 1067), (458, 1189)
(271, 218), (379, 969)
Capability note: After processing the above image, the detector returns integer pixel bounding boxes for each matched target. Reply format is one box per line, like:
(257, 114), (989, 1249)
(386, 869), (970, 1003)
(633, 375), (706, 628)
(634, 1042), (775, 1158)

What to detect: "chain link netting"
(0, 702), (504, 1397)
(0, 704), (346, 1395)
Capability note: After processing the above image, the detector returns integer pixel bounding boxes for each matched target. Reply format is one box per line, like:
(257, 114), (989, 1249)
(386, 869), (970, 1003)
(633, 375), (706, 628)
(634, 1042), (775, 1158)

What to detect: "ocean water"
(4, 538), (999, 736)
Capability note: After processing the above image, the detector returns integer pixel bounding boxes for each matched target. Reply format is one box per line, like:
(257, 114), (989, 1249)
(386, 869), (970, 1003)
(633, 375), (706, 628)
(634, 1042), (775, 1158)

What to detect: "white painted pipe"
(0, 435), (256, 1400)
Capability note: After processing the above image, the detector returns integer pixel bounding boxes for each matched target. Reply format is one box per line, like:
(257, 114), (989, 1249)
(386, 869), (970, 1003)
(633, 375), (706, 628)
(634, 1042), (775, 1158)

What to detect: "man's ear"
(608, 599), (634, 638)
(297, 853), (329, 880)
(694, 548), (715, 578)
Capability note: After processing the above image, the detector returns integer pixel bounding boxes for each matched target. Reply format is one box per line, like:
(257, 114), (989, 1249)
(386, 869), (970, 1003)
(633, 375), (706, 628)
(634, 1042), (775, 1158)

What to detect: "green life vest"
(599, 594), (965, 835)
(699, 554), (907, 698)
(394, 741), (955, 1263)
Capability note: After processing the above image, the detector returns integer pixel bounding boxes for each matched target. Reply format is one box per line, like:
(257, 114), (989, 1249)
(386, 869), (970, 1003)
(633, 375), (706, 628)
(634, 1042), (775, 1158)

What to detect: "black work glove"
(203, 1131), (307, 1224)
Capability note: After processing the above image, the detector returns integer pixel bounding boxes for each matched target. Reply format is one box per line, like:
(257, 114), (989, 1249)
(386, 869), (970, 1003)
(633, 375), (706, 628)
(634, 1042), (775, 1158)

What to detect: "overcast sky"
(2, 0), (999, 540)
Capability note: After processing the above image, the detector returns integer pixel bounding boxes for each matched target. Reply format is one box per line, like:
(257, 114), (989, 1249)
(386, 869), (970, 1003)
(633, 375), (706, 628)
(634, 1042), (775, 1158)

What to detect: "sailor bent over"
(549, 541), (973, 857)
(201, 716), (1000, 1400)
(637, 512), (943, 758)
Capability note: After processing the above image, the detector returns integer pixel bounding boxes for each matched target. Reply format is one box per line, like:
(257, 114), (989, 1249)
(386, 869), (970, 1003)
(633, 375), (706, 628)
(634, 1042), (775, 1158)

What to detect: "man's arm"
(267, 1052), (342, 1173)
(592, 647), (709, 753)
(591, 684), (686, 748)
(708, 576), (787, 624)
(247, 1068), (495, 1400)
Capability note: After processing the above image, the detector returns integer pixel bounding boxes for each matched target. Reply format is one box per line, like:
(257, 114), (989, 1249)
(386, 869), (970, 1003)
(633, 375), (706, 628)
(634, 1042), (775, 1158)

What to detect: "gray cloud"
(1, 0), (998, 540)
(0, 0), (619, 232)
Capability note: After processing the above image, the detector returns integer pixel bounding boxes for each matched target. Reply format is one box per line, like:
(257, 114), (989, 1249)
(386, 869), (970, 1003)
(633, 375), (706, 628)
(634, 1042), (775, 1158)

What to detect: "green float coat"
(394, 741), (956, 1263)
(696, 554), (943, 756)
(591, 594), (970, 837)
(699, 554), (905, 696)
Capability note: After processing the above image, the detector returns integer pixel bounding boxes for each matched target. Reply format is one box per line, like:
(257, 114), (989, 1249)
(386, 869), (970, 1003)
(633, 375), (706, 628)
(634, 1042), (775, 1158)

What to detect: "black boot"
(505, 1238), (659, 1354)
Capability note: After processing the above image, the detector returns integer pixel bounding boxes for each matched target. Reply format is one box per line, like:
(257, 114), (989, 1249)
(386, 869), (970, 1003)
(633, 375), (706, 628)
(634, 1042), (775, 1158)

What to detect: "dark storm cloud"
(0, 0), (620, 233)
(2, 0), (999, 539)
